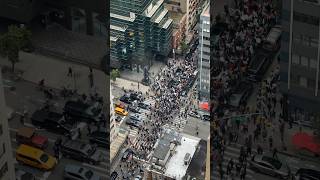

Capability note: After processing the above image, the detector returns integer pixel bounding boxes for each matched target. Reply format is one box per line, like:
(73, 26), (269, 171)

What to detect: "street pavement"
(0, 51), (107, 100)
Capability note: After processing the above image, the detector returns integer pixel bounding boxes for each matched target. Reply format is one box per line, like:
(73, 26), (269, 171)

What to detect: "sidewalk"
(120, 61), (165, 82)
(0, 52), (107, 99)
(111, 78), (151, 95)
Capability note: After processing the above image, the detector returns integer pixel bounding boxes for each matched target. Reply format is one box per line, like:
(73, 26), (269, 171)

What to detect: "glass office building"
(110, 0), (173, 70)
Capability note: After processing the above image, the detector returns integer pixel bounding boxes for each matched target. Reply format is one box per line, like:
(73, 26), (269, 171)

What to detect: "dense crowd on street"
(212, 0), (277, 102)
(123, 46), (198, 160)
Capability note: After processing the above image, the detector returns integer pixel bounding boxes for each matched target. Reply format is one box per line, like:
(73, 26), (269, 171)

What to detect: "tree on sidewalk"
(180, 39), (188, 55)
(0, 25), (31, 72)
(110, 69), (120, 83)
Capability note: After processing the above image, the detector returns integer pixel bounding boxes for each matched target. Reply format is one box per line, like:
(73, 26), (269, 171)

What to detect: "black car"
(88, 130), (108, 148)
(228, 81), (253, 108)
(31, 110), (77, 137)
(111, 171), (118, 180)
(126, 119), (141, 128)
(120, 95), (133, 104)
(122, 148), (134, 161)
(138, 102), (150, 110)
(128, 105), (141, 114)
(130, 92), (143, 101)
(60, 139), (103, 165)
(294, 168), (320, 180)
(246, 50), (273, 82)
(202, 114), (210, 121)
(64, 101), (102, 124)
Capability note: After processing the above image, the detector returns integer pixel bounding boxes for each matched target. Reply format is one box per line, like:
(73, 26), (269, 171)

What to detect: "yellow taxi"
(16, 144), (57, 171)
(115, 107), (128, 116)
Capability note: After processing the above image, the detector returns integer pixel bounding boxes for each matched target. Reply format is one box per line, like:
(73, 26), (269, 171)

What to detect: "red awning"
(292, 132), (320, 155)
(199, 102), (209, 111)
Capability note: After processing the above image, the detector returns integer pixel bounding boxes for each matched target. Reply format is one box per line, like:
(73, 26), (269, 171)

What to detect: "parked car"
(60, 139), (104, 165)
(31, 110), (78, 138)
(15, 168), (36, 180)
(293, 168), (320, 180)
(129, 114), (143, 122)
(120, 95), (133, 104)
(16, 144), (57, 171)
(115, 101), (125, 109)
(122, 148), (134, 162)
(64, 164), (100, 180)
(246, 50), (273, 82)
(250, 154), (290, 179)
(111, 171), (118, 180)
(88, 130), (108, 148)
(202, 114), (211, 121)
(115, 116), (122, 122)
(189, 111), (201, 118)
(263, 25), (282, 52)
(134, 175), (142, 180)
(16, 127), (48, 149)
(64, 101), (102, 124)
(126, 119), (142, 128)
(138, 102), (150, 110)
(130, 92), (143, 101)
(128, 105), (141, 114)
(228, 81), (253, 108)
(115, 107), (129, 116)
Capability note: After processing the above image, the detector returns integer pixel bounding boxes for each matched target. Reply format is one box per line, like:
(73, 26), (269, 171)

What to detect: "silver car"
(64, 164), (100, 180)
(250, 154), (290, 179)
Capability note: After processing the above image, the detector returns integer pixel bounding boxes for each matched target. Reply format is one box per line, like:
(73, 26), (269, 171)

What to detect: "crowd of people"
(128, 53), (198, 159)
(212, 0), (278, 103)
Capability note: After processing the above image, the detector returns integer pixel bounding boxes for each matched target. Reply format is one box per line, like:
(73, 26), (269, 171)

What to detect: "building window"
(300, 56), (309, 67)
(292, 54), (300, 64)
(0, 124), (2, 135)
(308, 78), (316, 88)
(310, 58), (318, 68)
(299, 76), (308, 87)
(310, 37), (318, 47)
(0, 162), (8, 179)
(293, 12), (319, 26)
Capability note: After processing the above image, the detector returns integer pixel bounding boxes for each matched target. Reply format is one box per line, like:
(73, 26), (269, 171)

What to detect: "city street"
(3, 69), (108, 180)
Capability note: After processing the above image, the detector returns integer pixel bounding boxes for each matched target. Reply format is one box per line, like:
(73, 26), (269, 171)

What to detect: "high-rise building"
(186, 0), (200, 33)
(110, 0), (173, 69)
(198, 3), (210, 102)
(280, 0), (320, 126)
(0, 68), (16, 180)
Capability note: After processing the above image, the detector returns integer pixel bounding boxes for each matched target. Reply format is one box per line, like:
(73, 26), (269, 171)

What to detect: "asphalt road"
(3, 75), (108, 180)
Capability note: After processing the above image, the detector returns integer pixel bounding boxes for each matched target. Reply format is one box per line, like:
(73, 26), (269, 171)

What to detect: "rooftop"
(201, 2), (209, 17)
(168, 11), (185, 25)
(164, 133), (200, 180)
(162, 19), (173, 29)
(145, 0), (165, 18)
(155, 9), (168, 24)
(110, 12), (136, 22)
(153, 129), (182, 160)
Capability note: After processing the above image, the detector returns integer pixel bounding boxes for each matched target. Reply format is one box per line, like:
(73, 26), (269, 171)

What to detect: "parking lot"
(3, 74), (108, 180)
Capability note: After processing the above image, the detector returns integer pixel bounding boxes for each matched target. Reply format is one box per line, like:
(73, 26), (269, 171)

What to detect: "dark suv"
(88, 130), (108, 148)
(60, 139), (103, 165)
(31, 110), (77, 137)
(64, 101), (102, 124)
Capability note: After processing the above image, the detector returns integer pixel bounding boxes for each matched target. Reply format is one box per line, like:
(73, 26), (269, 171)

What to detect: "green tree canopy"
(0, 25), (31, 72)
(111, 69), (120, 82)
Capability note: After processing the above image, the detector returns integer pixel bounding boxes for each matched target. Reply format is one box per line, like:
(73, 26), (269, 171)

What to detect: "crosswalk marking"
(163, 106), (188, 132)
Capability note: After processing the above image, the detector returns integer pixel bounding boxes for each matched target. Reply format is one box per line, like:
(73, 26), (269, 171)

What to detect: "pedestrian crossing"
(212, 144), (255, 180)
(143, 98), (156, 108)
(163, 106), (188, 132)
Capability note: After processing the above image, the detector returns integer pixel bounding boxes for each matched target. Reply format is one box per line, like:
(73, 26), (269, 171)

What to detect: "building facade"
(280, 0), (320, 126)
(186, 0), (200, 32)
(110, 87), (117, 141)
(110, 0), (173, 69)
(164, 0), (187, 13)
(0, 0), (107, 37)
(198, 3), (210, 102)
(0, 69), (15, 180)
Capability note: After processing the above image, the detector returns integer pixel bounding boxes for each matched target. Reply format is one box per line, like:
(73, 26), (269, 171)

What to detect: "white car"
(188, 110), (201, 118)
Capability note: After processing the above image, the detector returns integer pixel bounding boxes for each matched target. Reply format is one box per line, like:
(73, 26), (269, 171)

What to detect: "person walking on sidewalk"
(67, 67), (73, 77)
